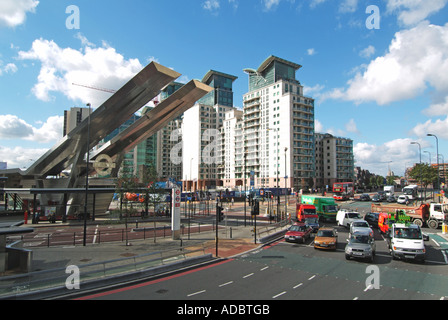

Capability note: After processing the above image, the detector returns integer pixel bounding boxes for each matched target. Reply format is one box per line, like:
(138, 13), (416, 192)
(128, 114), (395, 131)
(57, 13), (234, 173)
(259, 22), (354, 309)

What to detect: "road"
(75, 202), (448, 301)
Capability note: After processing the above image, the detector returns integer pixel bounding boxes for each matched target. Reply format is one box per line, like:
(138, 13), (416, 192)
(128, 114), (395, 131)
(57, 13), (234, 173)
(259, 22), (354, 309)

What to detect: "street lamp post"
(427, 134), (440, 201)
(411, 142), (422, 201)
(284, 147), (288, 219)
(423, 151), (431, 164)
(83, 103), (91, 247)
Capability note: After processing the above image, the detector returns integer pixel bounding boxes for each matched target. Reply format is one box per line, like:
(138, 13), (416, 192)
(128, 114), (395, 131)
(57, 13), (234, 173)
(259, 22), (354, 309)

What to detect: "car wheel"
(427, 219), (438, 229)
(345, 254), (350, 260)
(413, 219), (423, 227)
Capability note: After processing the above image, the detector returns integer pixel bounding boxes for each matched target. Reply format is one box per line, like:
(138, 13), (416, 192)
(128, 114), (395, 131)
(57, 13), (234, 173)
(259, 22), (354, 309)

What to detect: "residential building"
(182, 70), (238, 191)
(63, 107), (90, 136)
(236, 56), (315, 192)
(315, 133), (354, 189)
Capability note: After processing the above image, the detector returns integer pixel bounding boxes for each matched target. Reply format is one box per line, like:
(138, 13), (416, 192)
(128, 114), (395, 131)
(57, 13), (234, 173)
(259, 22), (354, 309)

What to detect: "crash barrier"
(0, 245), (211, 300)
(256, 219), (292, 244)
(5, 241), (32, 273)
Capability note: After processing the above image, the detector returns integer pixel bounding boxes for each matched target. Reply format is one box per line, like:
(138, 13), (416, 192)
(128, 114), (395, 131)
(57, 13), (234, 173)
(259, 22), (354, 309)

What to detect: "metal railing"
(0, 245), (208, 298)
(7, 223), (215, 248)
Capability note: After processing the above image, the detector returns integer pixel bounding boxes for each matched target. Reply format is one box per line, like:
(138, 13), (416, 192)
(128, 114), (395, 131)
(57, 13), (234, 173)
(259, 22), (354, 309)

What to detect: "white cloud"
(263, 0), (281, 11)
(310, 0), (327, 9)
(203, 0), (220, 11)
(339, 0), (358, 13)
(345, 118), (360, 134)
(423, 96), (448, 116)
(29, 115), (63, 143)
(354, 138), (426, 176)
(0, 63), (18, 76)
(0, 115), (34, 139)
(0, 0), (39, 28)
(410, 117), (448, 140)
(303, 83), (325, 98)
(17, 36), (144, 107)
(359, 45), (375, 59)
(307, 48), (316, 56)
(315, 119), (324, 133)
(324, 22), (448, 106)
(386, 0), (448, 26)
(0, 114), (63, 143)
(0, 146), (48, 170)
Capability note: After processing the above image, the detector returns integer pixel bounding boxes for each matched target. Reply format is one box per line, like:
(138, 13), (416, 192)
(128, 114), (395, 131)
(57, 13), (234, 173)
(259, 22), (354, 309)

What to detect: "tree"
(408, 163), (438, 200)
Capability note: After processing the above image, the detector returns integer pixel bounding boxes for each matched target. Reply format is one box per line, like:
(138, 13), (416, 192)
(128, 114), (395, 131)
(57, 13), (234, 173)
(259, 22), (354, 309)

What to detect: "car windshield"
(352, 221), (369, 228)
(394, 227), (422, 240)
(347, 213), (362, 219)
(303, 208), (316, 214)
(317, 230), (334, 237)
(324, 205), (338, 213)
(350, 234), (370, 244)
(290, 225), (306, 232)
(305, 217), (318, 224)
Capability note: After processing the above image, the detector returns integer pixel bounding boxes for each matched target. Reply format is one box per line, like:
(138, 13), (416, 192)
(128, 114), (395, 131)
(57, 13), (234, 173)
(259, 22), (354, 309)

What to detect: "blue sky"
(0, 0), (448, 178)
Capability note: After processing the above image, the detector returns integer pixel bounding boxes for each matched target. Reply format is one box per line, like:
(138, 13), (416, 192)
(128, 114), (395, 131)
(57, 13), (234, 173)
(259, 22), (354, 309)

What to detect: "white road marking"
(187, 290), (206, 297)
(219, 281), (233, 287)
(272, 291), (287, 299)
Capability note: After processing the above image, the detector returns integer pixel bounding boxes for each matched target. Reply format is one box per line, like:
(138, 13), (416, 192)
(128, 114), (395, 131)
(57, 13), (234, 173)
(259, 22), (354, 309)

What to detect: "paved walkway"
(24, 221), (264, 273)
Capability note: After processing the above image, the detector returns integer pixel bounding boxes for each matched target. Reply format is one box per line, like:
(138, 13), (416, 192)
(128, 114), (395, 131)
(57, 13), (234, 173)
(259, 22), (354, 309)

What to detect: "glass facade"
(199, 71), (237, 107)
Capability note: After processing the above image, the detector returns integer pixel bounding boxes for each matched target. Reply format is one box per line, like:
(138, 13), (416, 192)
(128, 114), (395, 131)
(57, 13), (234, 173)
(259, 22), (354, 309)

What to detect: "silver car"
(350, 219), (373, 237)
(345, 230), (376, 262)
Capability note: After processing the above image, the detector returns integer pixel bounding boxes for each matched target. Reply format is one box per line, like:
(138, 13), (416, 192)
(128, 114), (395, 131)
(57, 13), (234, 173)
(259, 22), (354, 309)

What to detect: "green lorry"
(300, 195), (338, 222)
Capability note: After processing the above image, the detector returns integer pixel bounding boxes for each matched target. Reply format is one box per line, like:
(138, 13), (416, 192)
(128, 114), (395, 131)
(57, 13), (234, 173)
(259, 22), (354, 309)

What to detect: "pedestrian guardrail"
(0, 245), (208, 299)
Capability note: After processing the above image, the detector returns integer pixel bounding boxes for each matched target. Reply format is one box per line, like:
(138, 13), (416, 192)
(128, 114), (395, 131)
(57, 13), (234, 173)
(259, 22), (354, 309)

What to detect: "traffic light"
(217, 205), (224, 222)
(254, 200), (260, 216)
(251, 200), (260, 216)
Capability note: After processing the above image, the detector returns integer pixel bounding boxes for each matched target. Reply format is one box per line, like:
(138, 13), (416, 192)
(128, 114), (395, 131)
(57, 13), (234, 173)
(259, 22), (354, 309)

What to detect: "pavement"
(11, 217), (274, 274)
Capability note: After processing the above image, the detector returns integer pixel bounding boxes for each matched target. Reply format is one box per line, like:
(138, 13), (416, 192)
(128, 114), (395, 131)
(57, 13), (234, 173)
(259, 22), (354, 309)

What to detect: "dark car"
(364, 212), (379, 228)
(371, 194), (381, 202)
(360, 194), (371, 201)
(386, 195), (396, 203)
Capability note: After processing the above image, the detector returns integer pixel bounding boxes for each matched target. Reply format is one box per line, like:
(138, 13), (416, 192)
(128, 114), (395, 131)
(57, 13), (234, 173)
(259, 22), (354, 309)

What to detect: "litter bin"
(442, 223), (448, 235)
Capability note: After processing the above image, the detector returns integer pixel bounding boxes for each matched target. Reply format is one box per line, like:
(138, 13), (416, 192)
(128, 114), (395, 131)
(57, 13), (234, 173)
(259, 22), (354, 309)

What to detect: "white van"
(336, 209), (363, 227)
(389, 223), (426, 262)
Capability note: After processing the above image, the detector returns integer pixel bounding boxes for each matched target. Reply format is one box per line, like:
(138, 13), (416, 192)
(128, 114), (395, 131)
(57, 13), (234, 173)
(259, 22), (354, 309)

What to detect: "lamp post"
(83, 103), (91, 247)
(284, 147), (288, 220)
(427, 134), (440, 201)
(423, 151), (431, 164)
(267, 127), (280, 222)
(411, 142), (422, 201)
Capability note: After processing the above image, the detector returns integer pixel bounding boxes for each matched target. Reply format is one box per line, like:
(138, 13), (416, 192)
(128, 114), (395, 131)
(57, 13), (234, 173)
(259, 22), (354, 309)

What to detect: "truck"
(296, 203), (319, 232)
(427, 203), (448, 229)
(300, 195), (338, 222)
(384, 185), (394, 196)
(389, 223), (426, 262)
(371, 203), (429, 228)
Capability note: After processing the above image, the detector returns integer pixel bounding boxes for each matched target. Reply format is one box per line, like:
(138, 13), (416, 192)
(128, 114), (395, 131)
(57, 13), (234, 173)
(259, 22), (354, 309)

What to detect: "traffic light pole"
(216, 198), (219, 257)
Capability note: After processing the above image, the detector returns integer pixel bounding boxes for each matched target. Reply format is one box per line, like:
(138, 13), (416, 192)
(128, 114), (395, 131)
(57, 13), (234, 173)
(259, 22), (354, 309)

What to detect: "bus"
(332, 182), (354, 201)
(403, 185), (418, 200)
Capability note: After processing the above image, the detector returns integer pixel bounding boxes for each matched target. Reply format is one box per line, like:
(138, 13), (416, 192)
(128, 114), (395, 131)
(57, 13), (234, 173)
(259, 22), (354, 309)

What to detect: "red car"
(284, 223), (313, 243)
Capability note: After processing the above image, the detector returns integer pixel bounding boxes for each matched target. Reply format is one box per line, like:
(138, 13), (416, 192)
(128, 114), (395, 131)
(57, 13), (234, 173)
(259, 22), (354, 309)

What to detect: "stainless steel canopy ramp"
(91, 79), (213, 169)
(26, 62), (181, 178)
